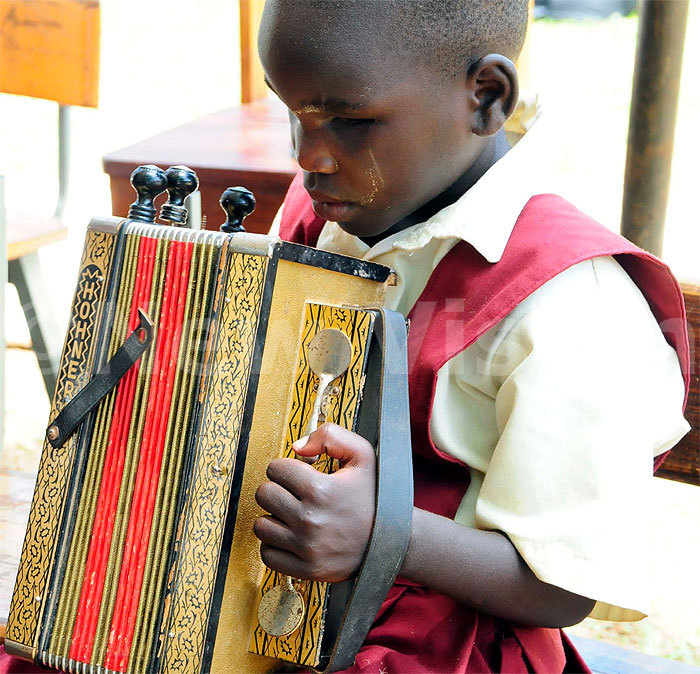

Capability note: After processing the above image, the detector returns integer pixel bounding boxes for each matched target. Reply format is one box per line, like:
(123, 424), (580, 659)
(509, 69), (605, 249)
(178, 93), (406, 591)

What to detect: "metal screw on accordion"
(47, 425), (59, 442)
(127, 165), (168, 223)
(160, 165), (200, 226)
(211, 463), (228, 477)
(219, 186), (256, 233)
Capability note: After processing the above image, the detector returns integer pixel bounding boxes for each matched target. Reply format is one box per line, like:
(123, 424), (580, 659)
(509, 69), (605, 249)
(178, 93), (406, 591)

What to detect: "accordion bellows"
(5, 214), (399, 674)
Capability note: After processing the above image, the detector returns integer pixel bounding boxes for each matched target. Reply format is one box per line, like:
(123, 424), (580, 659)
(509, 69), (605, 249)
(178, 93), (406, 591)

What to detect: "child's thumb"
(292, 423), (375, 469)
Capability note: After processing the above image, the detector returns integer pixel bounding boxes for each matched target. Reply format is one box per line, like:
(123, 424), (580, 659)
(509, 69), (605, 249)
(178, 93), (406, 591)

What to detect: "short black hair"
(385, 0), (530, 77)
(263, 0), (529, 80)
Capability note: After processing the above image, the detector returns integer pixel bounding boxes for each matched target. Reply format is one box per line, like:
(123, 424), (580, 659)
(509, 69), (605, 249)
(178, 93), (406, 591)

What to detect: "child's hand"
(254, 423), (376, 583)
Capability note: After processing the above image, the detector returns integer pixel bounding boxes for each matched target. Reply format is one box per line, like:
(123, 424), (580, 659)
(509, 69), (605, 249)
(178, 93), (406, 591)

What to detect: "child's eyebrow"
(264, 77), (373, 115)
(299, 98), (373, 114)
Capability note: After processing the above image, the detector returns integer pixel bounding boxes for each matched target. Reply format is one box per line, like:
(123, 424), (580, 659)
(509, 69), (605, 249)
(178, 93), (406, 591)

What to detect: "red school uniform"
(276, 171), (690, 674)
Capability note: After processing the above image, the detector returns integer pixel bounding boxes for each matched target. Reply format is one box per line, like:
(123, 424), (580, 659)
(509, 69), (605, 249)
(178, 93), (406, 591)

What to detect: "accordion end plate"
(3, 638), (36, 662)
(86, 215), (125, 235)
(227, 232), (280, 257)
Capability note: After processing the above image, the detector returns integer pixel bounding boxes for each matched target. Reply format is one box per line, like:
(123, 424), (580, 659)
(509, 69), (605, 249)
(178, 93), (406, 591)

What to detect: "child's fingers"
(259, 544), (313, 581)
(255, 478), (303, 524)
(266, 457), (326, 501)
(292, 423), (375, 469)
(254, 515), (298, 553)
(291, 437), (319, 463)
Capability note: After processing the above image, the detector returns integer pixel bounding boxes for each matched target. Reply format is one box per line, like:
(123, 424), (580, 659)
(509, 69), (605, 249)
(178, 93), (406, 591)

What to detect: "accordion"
(5, 166), (413, 673)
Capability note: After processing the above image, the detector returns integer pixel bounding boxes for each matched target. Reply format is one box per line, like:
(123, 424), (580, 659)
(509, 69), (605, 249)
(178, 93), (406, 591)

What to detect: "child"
(0, 2), (689, 672)
(252, 1), (691, 672)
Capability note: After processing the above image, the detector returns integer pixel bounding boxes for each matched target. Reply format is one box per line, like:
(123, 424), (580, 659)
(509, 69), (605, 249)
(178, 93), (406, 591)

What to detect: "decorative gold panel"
(210, 257), (387, 674)
(6, 229), (116, 650)
(249, 303), (374, 668)
(157, 250), (267, 674)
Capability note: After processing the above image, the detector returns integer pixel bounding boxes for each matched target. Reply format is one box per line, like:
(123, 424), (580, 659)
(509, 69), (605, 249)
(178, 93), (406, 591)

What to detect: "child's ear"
(466, 55), (519, 137)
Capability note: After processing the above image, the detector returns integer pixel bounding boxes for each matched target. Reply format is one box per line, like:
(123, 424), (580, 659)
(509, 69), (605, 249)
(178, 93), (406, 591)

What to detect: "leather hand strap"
(325, 308), (413, 672)
(46, 309), (154, 449)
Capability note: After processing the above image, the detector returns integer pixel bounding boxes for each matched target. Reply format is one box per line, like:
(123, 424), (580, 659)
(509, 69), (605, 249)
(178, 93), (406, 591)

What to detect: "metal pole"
(54, 104), (71, 220)
(621, 0), (689, 256)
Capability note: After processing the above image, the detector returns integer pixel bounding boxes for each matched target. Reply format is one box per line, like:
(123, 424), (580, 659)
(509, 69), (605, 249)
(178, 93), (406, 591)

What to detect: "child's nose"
(293, 126), (338, 175)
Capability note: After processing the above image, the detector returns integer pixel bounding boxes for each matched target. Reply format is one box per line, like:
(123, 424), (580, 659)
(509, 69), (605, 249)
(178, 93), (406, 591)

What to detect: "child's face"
(259, 10), (483, 240)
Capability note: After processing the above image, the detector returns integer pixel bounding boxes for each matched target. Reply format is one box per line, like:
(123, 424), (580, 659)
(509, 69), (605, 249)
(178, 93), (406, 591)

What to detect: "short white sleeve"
(433, 257), (689, 621)
(267, 203), (284, 236)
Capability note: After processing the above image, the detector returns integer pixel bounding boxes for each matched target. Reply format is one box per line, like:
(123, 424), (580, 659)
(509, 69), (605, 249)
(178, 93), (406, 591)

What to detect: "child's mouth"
(311, 199), (356, 222)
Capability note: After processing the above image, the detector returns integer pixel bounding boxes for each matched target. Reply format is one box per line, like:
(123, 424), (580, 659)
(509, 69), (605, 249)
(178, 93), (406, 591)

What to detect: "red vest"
(279, 171), (690, 673)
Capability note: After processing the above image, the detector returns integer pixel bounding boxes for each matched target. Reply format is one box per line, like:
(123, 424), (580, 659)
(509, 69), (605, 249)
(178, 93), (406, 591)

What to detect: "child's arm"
(404, 506), (595, 628)
(254, 423), (595, 629)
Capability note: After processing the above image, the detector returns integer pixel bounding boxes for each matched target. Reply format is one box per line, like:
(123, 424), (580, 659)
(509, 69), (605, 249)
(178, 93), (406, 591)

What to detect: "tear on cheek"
(360, 149), (384, 206)
(359, 159), (382, 205)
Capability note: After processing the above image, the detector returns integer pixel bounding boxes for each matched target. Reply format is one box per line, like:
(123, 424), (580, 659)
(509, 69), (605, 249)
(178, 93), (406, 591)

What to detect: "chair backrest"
(0, 0), (100, 107)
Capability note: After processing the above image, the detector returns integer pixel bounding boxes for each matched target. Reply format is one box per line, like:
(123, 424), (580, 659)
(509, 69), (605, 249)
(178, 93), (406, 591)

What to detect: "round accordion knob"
(160, 165), (199, 226)
(128, 165), (168, 223)
(220, 187), (256, 234)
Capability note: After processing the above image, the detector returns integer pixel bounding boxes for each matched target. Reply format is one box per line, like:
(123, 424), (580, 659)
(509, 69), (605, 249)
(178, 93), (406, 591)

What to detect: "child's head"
(259, 0), (529, 240)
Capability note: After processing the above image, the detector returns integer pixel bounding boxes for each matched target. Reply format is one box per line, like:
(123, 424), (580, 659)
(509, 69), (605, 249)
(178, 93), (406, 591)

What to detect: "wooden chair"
(1, 0), (100, 397)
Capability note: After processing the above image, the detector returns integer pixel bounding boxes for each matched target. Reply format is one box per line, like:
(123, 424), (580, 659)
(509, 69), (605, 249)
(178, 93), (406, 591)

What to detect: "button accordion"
(5, 166), (413, 673)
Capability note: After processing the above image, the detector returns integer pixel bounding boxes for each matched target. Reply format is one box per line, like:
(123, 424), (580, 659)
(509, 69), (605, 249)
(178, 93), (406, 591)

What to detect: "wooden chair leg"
(8, 254), (62, 400)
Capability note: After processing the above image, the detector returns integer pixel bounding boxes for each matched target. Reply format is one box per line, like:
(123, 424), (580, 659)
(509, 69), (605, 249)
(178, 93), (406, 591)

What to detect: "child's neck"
(360, 130), (511, 248)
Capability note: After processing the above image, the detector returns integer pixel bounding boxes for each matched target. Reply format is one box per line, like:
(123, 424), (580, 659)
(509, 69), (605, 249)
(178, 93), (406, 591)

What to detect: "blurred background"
(1, 0), (698, 666)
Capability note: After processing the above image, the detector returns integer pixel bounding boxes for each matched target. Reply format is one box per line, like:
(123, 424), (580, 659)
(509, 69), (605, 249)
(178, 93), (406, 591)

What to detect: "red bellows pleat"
(104, 241), (193, 672)
(69, 236), (157, 664)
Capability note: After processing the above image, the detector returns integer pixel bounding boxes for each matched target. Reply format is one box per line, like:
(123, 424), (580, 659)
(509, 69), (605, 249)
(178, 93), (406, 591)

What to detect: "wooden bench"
(569, 636), (700, 673)
(655, 284), (700, 487)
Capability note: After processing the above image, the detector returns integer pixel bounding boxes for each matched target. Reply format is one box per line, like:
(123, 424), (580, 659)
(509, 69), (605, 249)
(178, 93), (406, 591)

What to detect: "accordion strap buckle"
(46, 309), (154, 449)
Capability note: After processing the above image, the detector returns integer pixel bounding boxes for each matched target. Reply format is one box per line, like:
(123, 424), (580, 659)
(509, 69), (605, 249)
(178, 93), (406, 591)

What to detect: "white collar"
(319, 102), (554, 264)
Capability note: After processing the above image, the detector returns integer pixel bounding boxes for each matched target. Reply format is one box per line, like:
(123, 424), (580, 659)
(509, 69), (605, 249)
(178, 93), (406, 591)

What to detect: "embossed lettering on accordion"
(5, 167), (411, 674)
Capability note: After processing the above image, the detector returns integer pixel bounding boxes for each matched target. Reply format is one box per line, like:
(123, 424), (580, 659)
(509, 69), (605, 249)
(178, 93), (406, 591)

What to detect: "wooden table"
(103, 98), (298, 234)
